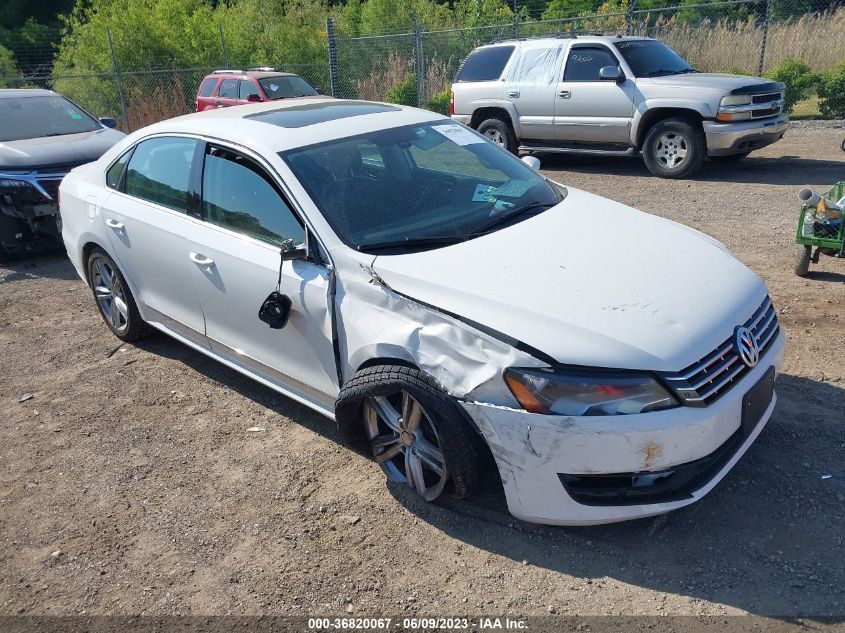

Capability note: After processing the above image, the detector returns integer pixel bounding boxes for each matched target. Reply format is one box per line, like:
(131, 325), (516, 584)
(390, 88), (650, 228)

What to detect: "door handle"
(189, 252), (215, 267)
(104, 218), (124, 230)
(558, 90), (572, 99)
(507, 90), (520, 98)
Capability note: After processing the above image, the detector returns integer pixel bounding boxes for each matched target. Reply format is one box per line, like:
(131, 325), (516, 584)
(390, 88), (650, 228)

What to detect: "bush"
(426, 87), (450, 115)
(384, 73), (417, 106)
(763, 58), (819, 114)
(817, 62), (845, 119)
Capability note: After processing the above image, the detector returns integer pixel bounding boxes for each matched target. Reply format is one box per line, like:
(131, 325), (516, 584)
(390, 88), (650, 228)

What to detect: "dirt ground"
(1, 123), (843, 622)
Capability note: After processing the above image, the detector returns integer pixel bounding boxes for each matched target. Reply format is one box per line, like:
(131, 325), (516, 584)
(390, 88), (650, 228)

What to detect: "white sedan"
(59, 98), (785, 525)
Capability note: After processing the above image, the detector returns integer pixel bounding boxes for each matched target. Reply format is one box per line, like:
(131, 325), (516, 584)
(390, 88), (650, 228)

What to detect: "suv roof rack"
(212, 67), (278, 74)
(487, 32), (607, 44)
(247, 66), (276, 72)
(213, 69), (245, 74)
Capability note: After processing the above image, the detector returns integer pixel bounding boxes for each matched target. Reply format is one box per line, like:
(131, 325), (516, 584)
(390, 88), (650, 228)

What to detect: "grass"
(791, 96), (822, 120)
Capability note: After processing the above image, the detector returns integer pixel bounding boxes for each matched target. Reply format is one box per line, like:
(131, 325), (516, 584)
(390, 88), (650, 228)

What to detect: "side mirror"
(247, 93), (262, 103)
(599, 66), (623, 82)
(521, 155), (541, 171)
(99, 117), (118, 128)
(280, 237), (307, 261)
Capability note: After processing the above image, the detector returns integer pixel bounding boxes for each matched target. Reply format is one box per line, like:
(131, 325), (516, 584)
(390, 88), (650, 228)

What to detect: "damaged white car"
(59, 99), (785, 525)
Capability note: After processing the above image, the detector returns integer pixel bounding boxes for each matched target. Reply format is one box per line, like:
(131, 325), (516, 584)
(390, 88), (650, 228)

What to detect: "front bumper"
(704, 115), (788, 156)
(462, 332), (785, 525)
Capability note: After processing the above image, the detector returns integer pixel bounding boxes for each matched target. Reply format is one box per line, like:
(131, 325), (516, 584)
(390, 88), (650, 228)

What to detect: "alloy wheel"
(363, 391), (448, 501)
(655, 131), (689, 169)
(483, 128), (505, 146)
(90, 254), (130, 333)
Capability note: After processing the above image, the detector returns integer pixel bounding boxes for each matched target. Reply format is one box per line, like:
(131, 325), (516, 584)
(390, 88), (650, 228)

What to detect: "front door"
(503, 44), (564, 142)
(187, 143), (338, 409)
(555, 44), (635, 144)
(100, 135), (207, 344)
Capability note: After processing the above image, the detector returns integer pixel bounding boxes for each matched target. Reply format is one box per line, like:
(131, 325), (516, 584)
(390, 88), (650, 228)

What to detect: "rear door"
(554, 44), (635, 144)
(503, 43), (564, 141)
(187, 142), (338, 408)
(99, 135), (208, 345)
(215, 78), (241, 108)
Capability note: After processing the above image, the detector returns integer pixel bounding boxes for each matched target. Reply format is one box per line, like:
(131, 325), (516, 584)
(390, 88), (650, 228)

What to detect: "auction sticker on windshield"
(431, 124), (484, 146)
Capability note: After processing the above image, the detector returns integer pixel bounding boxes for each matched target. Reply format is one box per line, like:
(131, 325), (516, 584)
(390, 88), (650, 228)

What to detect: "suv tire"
(335, 364), (483, 501)
(477, 117), (518, 154)
(86, 247), (152, 341)
(642, 118), (705, 179)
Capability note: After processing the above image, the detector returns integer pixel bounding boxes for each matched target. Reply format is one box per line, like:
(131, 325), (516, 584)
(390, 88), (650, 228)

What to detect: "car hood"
(0, 128), (125, 171)
(371, 187), (767, 372)
(647, 73), (777, 94)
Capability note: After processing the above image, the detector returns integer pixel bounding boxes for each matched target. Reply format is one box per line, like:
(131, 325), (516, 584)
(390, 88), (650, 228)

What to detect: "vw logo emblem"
(735, 326), (760, 368)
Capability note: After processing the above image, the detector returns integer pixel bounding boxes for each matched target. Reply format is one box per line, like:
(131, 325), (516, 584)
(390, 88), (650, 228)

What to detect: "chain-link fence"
(1, 0), (843, 131)
(329, 0), (845, 116)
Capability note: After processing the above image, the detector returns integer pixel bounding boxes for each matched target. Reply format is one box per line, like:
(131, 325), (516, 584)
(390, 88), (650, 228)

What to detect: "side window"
(198, 78), (218, 97)
(563, 46), (619, 82)
(455, 46), (515, 82)
(106, 148), (133, 191)
(512, 47), (562, 84)
(218, 79), (239, 98)
(239, 80), (260, 100)
(202, 147), (304, 247)
(124, 137), (198, 212)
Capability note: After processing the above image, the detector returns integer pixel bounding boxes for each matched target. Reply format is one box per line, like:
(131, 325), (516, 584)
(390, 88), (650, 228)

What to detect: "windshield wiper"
(647, 68), (696, 77)
(471, 201), (557, 236)
(356, 234), (468, 253)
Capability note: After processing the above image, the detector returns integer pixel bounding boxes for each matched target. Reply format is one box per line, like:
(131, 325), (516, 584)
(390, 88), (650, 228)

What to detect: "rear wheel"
(335, 364), (483, 501)
(86, 247), (151, 341)
(710, 152), (751, 162)
(476, 116), (518, 154)
(794, 244), (812, 277)
(642, 118), (706, 179)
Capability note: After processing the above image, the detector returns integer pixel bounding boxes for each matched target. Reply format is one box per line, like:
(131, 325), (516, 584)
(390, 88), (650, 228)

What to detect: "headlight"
(720, 95), (752, 106)
(503, 367), (679, 416)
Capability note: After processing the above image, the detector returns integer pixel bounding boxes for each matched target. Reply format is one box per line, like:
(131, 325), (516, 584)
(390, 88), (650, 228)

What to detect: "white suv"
(60, 99), (784, 525)
(451, 35), (788, 178)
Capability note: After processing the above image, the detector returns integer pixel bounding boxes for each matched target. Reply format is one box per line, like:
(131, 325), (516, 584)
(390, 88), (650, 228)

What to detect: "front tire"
(86, 247), (151, 341)
(335, 364), (483, 501)
(794, 244), (812, 277)
(476, 116), (518, 154)
(642, 118), (706, 179)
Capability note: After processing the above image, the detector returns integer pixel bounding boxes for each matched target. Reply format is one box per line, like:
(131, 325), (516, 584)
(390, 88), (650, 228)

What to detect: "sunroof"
(244, 101), (400, 128)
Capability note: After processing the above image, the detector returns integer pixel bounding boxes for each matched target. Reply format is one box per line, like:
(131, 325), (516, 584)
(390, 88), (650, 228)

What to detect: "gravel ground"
(0, 123), (843, 622)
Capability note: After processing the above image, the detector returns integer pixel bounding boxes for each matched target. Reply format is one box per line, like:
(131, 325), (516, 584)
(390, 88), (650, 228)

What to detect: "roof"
(481, 34), (652, 47)
(0, 89), (56, 99)
(129, 98), (444, 154)
(206, 70), (298, 79)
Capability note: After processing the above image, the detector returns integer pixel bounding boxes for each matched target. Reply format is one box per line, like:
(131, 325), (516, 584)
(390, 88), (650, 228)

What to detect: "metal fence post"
(219, 25), (229, 68)
(106, 27), (129, 131)
(326, 18), (338, 98)
(625, 0), (637, 35)
(757, 0), (772, 75)
(413, 13), (424, 109)
(513, 0), (519, 38)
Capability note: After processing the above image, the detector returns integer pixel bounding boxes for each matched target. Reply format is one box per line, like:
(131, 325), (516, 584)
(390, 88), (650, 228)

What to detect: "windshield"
(258, 76), (320, 99)
(614, 40), (695, 77)
(280, 121), (565, 252)
(0, 95), (101, 142)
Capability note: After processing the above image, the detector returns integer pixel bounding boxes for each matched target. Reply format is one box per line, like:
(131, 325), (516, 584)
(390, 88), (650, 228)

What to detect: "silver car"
(450, 36), (788, 178)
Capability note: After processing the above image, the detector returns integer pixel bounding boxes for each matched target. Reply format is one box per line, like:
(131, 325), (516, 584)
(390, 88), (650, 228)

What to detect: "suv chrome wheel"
(90, 253), (129, 333)
(655, 131), (688, 169)
(483, 128), (505, 146)
(364, 391), (448, 501)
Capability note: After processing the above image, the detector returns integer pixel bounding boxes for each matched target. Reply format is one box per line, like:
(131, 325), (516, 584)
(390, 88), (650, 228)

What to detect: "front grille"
(36, 177), (64, 201)
(751, 105), (781, 118)
(752, 92), (781, 104)
(662, 297), (779, 406)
